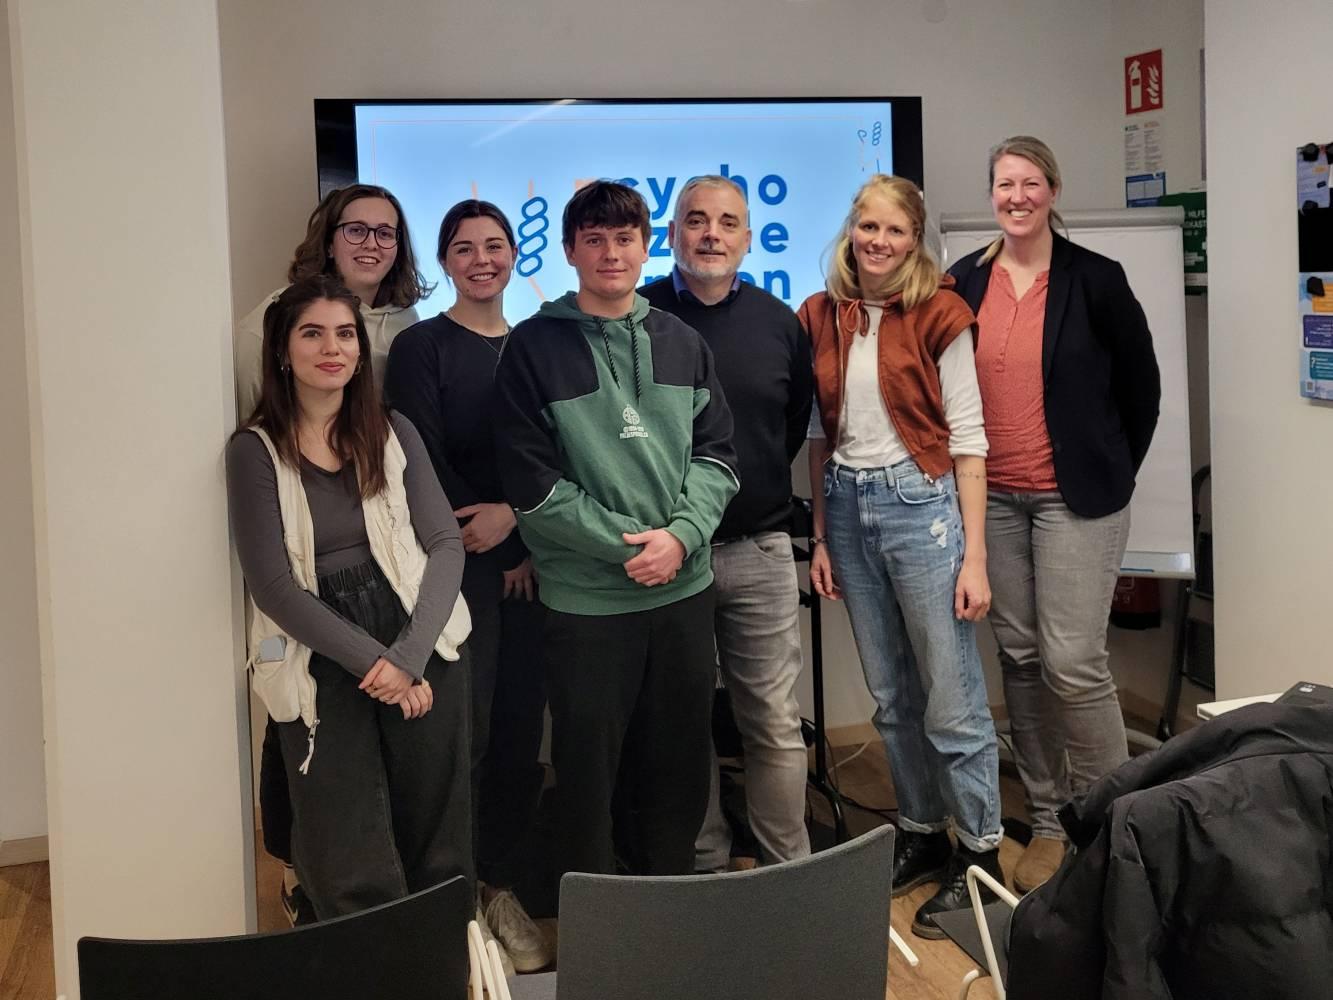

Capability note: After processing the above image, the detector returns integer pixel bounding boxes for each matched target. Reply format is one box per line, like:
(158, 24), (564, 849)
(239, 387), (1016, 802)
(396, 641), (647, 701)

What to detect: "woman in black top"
(226, 276), (471, 921)
(385, 201), (551, 972)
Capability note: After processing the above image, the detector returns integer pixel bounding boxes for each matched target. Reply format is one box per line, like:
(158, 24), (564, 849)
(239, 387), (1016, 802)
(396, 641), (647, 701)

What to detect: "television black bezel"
(313, 96), (924, 199)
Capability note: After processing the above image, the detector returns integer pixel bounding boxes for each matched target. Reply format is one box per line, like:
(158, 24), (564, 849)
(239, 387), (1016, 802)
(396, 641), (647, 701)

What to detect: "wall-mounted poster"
(1299, 141), (1333, 400)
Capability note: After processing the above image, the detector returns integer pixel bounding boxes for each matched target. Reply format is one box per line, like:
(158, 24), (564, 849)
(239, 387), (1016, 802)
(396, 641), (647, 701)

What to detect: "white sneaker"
(474, 904), (516, 978)
(484, 888), (552, 972)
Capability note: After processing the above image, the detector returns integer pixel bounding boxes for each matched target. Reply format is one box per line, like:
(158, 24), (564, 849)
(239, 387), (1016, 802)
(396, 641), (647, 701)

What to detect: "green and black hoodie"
(495, 292), (739, 615)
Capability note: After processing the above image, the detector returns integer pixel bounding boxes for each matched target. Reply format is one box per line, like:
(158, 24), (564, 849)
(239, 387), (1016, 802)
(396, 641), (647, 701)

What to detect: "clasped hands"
(622, 528), (685, 587)
(358, 656), (433, 719)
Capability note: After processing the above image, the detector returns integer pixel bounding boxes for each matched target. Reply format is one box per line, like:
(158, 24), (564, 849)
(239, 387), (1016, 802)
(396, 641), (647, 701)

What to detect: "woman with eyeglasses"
(236, 183), (430, 418)
(234, 183), (431, 924)
(227, 275), (471, 922)
(385, 200), (551, 973)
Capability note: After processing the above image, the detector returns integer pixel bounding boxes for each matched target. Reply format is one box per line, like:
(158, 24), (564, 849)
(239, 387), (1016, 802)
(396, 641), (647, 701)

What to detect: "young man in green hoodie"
(495, 181), (739, 880)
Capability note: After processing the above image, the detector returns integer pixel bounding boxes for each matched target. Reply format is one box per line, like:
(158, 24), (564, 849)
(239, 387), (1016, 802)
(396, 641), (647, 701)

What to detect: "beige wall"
(215, 0), (1144, 317)
(10, 1), (251, 994)
(1206, 0), (1333, 697)
(0, 0), (45, 850)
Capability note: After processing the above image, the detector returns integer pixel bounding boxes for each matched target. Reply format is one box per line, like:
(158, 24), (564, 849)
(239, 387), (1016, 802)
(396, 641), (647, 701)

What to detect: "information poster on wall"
(1122, 53), (1165, 209)
(1299, 141), (1333, 400)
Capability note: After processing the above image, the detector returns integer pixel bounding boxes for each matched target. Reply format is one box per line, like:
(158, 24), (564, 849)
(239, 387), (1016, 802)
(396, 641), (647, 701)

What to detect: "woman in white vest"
(226, 275), (472, 921)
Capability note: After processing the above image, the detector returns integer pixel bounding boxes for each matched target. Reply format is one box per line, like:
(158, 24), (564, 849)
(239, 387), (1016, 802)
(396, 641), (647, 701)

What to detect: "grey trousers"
(985, 491), (1131, 839)
(695, 532), (812, 870)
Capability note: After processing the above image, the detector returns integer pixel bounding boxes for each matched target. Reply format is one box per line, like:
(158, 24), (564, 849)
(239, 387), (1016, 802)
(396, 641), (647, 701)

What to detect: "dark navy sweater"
(641, 278), (812, 540)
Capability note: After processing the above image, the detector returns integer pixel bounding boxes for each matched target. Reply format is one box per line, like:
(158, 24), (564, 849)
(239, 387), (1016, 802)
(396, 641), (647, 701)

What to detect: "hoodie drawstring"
(628, 313), (644, 403)
(595, 314), (643, 403)
(595, 317), (621, 390)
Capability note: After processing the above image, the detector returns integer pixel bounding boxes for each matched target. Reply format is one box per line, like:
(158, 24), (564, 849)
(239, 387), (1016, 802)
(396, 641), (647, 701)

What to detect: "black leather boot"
(911, 843), (1005, 939)
(891, 829), (953, 897)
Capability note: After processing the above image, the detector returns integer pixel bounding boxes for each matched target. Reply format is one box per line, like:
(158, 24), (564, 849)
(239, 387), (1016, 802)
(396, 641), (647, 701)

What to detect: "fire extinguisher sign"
(1125, 50), (1164, 115)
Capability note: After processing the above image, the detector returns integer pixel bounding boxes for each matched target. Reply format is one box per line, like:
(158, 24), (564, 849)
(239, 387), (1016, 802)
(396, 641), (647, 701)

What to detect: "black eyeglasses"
(335, 222), (400, 249)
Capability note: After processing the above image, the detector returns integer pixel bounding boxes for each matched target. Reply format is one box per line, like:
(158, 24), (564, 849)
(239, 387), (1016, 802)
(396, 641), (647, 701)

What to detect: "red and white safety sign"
(1125, 50), (1164, 115)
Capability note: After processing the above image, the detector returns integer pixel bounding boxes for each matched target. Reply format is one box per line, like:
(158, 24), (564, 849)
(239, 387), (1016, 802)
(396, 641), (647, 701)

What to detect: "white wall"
(10, 1), (252, 994)
(1206, 0), (1333, 697)
(1100, 0), (1207, 720)
(0, 0), (45, 852)
(219, 0), (1140, 318)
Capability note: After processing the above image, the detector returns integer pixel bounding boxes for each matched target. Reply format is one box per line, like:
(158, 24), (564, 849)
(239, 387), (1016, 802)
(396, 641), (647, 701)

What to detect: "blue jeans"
(824, 460), (1002, 851)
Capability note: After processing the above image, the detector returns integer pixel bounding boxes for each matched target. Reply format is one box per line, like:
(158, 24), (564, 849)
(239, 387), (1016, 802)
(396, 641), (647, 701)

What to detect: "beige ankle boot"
(1013, 836), (1066, 894)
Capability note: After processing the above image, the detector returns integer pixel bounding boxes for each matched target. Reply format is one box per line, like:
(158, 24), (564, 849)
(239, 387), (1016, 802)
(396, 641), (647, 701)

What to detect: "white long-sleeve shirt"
(808, 302), (987, 468)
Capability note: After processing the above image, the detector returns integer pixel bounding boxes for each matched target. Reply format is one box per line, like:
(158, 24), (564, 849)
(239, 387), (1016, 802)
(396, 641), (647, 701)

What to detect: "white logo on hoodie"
(620, 404), (648, 440)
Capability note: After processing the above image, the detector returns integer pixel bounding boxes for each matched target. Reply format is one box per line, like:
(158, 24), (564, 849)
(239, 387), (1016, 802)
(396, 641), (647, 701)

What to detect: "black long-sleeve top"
(640, 277), (813, 540)
(384, 314), (526, 599)
(225, 412), (464, 681)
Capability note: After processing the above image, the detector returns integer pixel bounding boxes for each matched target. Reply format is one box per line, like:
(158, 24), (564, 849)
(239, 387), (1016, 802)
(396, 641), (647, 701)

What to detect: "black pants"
(465, 575), (547, 889)
(544, 585), (716, 879)
(259, 716), (292, 864)
(276, 562), (472, 921)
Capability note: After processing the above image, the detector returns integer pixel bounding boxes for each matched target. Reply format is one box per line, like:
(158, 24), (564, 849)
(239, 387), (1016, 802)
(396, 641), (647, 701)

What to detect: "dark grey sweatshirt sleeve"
(225, 430), (386, 677)
(380, 413), (466, 678)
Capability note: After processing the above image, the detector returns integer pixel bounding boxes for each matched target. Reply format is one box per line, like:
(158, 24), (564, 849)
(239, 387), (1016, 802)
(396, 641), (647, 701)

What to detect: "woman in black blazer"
(948, 136), (1160, 894)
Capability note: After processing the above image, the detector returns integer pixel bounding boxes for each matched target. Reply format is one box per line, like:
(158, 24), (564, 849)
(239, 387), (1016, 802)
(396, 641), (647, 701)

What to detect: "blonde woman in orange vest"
(801, 174), (1003, 938)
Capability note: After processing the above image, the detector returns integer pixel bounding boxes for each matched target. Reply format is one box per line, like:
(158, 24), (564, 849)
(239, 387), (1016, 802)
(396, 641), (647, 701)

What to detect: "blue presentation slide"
(354, 100), (895, 322)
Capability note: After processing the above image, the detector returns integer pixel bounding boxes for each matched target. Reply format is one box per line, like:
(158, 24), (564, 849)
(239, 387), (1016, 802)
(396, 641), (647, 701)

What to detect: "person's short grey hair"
(672, 175), (750, 227)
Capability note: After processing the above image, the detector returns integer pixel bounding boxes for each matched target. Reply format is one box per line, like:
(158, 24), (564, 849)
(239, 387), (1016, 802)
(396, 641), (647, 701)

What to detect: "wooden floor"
(816, 740), (1021, 1000)
(4, 740), (1023, 1000)
(0, 862), (55, 1000)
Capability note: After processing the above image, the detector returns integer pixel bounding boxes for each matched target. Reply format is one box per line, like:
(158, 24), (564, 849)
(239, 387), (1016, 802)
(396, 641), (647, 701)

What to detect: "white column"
(0, 0), (45, 865)
(1205, 0), (1333, 698)
(9, 1), (253, 995)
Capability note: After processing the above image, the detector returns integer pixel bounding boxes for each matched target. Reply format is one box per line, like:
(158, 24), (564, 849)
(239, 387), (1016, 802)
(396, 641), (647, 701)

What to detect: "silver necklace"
(447, 308), (511, 365)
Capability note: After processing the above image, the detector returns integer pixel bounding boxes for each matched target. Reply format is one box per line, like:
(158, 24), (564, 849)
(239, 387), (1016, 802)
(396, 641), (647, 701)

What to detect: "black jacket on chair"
(949, 235), (1161, 518)
(1006, 702), (1333, 1000)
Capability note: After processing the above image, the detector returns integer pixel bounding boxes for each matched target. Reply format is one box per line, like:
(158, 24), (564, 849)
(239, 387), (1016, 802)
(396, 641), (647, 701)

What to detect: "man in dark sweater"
(495, 181), (739, 881)
(641, 176), (814, 870)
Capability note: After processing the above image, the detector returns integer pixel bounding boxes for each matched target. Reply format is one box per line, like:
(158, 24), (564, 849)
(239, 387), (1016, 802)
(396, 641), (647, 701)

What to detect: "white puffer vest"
(246, 426), (471, 772)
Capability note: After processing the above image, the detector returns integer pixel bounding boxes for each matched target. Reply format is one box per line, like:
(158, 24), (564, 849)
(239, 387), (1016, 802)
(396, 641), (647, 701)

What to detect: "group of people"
(224, 133), (1160, 965)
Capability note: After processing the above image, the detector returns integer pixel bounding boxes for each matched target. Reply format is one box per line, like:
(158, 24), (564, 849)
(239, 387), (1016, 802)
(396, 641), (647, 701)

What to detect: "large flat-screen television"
(314, 97), (923, 321)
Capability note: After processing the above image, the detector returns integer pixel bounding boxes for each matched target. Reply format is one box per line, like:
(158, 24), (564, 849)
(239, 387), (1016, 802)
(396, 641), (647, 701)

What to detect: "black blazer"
(949, 234), (1161, 518)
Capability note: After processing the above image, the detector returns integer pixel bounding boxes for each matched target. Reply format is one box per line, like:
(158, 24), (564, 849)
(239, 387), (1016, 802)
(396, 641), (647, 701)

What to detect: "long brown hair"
(825, 174), (941, 312)
(240, 275), (389, 498)
(288, 184), (433, 309)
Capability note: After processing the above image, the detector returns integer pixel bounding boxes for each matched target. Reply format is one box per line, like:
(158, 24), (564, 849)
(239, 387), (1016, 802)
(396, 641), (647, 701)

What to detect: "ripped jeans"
(823, 460), (1002, 851)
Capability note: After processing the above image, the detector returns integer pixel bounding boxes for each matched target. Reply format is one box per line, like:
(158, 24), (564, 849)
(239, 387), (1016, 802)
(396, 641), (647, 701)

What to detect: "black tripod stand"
(792, 498), (848, 845)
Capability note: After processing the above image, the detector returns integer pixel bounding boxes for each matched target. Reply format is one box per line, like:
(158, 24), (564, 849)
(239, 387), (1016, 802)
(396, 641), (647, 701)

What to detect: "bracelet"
(811, 535), (828, 546)
(956, 471), (986, 481)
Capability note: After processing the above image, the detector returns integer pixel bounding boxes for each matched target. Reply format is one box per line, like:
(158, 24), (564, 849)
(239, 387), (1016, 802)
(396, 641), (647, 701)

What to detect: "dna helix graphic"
(516, 195), (549, 277)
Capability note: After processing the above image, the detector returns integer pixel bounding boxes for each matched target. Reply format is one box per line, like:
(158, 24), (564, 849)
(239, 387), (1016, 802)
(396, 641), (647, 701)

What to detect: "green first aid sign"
(1158, 191), (1206, 292)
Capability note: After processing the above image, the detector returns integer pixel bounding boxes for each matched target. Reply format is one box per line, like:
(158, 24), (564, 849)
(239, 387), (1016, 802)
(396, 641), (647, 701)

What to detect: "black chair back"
(79, 875), (469, 1000)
